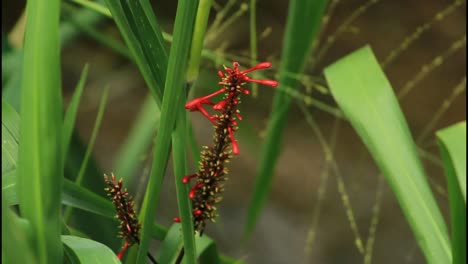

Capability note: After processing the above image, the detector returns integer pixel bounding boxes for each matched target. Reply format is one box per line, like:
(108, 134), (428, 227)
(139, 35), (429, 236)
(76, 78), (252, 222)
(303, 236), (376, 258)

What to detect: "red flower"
(176, 62), (277, 234)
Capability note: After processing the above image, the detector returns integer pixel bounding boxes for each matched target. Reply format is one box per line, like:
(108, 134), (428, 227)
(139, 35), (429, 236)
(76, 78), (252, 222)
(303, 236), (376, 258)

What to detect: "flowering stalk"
(104, 174), (158, 264)
(175, 62), (278, 234)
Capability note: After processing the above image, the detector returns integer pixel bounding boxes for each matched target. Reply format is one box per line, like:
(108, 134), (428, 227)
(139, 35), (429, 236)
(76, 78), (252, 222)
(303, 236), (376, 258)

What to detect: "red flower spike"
(182, 61), (277, 234)
(173, 217), (181, 223)
(182, 174), (197, 184)
(117, 241), (129, 260)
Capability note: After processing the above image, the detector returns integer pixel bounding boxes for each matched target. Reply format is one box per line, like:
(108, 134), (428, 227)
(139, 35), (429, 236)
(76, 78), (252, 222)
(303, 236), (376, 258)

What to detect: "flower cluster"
(104, 173), (141, 260)
(176, 62), (277, 234)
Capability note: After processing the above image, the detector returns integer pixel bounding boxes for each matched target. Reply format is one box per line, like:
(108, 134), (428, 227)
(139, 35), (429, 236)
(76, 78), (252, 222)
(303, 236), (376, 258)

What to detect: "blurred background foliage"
(2, 0), (466, 263)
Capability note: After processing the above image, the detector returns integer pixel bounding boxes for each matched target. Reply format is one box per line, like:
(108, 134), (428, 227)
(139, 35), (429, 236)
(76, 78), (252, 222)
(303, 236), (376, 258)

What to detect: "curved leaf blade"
(437, 121), (466, 264)
(17, 0), (63, 261)
(62, 235), (120, 263)
(324, 45), (451, 264)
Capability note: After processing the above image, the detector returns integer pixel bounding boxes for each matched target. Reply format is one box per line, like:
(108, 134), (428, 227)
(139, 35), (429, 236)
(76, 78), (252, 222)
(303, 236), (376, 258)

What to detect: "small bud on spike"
(173, 217), (181, 223)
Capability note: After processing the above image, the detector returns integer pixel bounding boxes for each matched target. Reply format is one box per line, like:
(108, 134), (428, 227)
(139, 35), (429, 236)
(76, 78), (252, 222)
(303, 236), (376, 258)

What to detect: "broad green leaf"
(324, 45), (451, 264)
(62, 235), (120, 263)
(437, 122), (466, 264)
(244, 0), (328, 241)
(17, 0), (63, 262)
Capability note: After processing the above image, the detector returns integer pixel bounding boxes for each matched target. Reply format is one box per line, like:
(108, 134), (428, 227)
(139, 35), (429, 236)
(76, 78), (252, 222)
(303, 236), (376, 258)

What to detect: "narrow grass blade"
(436, 122), (466, 264)
(69, 0), (112, 18)
(104, 0), (168, 105)
(115, 93), (160, 183)
(244, 0), (328, 241)
(172, 102), (196, 264)
(2, 193), (35, 263)
(64, 86), (109, 222)
(62, 64), (89, 164)
(17, 0), (64, 261)
(136, 1), (199, 262)
(187, 0), (213, 82)
(324, 45), (451, 264)
(62, 235), (120, 263)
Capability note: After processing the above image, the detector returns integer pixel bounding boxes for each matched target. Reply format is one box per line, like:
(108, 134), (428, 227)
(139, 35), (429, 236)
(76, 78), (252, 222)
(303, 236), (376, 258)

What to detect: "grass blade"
(436, 122), (466, 264)
(62, 235), (120, 263)
(172, 102), (196, 264)
(324, 45), (451, 264)
(244, 0), (328, 241)
(104, 0), (168, 105)
(136, 1), (199, 262)
(187, 0), (213, 82)
(17, 0), (63, 261)
(63, 86), (109, 222)
(62, 64), (89, 164)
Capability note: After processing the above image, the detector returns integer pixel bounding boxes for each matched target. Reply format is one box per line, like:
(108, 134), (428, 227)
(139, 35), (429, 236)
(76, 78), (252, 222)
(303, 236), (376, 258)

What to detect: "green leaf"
(2, 193), (35, 264)
(3, 169), (168, 242)
(62, 235), (120, 263)
(172, 102), (196, 264)
(62, 64), (89, 164)
(187, 0), (213, 82)
(63, 86), (109, 222)
(103, 0), (168, 106)
(2, 101), (20, 174)
(17, 0), (63, 262)
(436, 122), (466, 264)
(324, 45), (451, 264)
(136, 1), (199, 263)
(244, 0), (328, 241)
(157, 224), (220, 264)
(157, 224), (184, 264)
(2, 97), (168, 243)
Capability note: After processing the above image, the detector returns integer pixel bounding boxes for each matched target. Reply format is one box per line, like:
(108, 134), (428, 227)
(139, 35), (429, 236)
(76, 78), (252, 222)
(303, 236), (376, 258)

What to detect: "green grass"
(16, 0), (63, 262)
(2, 0), (465, 263)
